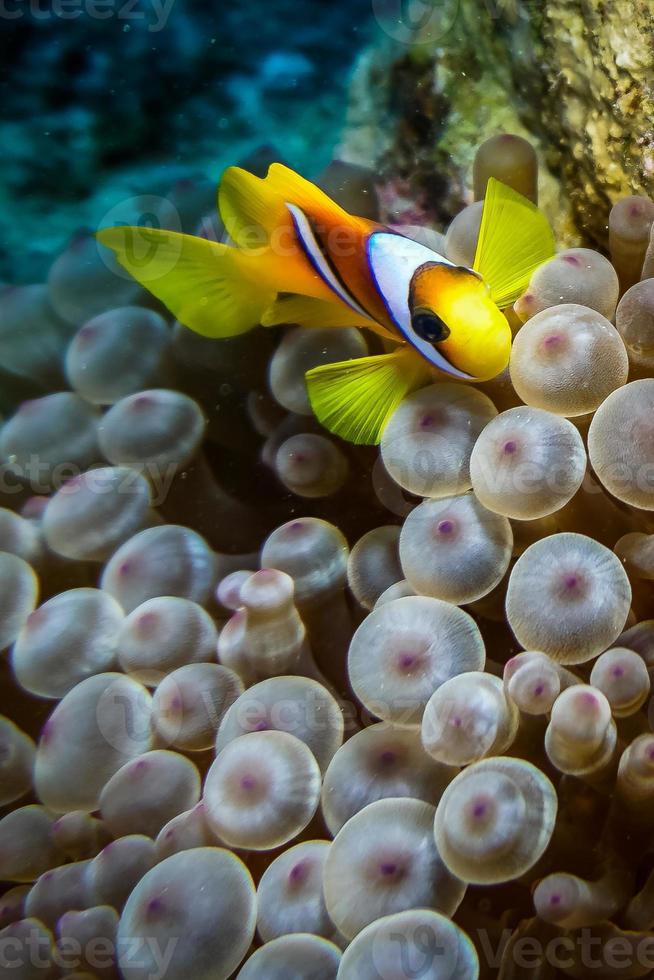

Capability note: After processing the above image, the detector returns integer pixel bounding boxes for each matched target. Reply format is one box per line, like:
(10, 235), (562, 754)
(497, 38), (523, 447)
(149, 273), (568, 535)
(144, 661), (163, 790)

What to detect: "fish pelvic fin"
(473, 177), (556, 309)
(305, 347), (429, 445)
(97, 225), (275, 338)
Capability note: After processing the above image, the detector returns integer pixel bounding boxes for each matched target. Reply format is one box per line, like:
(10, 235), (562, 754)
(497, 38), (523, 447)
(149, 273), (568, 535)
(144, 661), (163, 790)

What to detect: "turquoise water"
(1, 0), (375, 281)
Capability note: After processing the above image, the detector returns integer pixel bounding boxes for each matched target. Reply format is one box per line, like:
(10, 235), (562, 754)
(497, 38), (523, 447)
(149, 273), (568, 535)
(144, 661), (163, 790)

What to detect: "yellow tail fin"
(97, 226), (275, 338)
(305, 348), (429, 445)
(473, 177), (556, 309)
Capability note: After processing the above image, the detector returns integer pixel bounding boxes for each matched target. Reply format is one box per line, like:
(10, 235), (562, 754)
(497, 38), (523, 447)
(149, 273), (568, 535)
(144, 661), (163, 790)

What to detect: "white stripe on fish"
(367, 232), (472, 379)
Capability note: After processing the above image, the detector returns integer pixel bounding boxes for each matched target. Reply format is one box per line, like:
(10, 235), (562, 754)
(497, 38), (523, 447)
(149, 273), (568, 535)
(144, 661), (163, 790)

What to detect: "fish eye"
(411, 309), (451, 344)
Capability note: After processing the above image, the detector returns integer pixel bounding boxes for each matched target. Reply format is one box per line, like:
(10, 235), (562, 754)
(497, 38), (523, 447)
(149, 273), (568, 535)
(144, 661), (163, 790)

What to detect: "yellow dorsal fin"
(218, 165), (370, 305)
(261, 295), (376, 330)
(473, 177), (556, 309)
(218, 162), (370, 252)
(97, 226), (274, 337)
(218, 167), (288, 249)
(265, 163), (368, 229)
(305, 348), (429, 445)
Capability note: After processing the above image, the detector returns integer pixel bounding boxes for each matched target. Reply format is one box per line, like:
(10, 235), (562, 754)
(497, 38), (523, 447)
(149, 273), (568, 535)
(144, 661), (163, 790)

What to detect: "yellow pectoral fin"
(97, 226), (274, 338)
(305, 348), (429, 445)
(261, 295), (375, 329)
(473, 177), (556, 309)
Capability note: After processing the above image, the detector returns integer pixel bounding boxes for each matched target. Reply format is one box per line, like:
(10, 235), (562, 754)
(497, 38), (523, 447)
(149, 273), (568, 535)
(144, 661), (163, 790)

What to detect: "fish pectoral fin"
(97, 226), (274, 338)
(261, 295), (374, 329)
(305, 348), (428, 445)
(473, 177), (556, 309)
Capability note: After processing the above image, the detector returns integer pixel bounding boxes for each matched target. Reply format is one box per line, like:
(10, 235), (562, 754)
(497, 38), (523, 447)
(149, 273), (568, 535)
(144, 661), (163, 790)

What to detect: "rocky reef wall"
(339, 0), (654, 244)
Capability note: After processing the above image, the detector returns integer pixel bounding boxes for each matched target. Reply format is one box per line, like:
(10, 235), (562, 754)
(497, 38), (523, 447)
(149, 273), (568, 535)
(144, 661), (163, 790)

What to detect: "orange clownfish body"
(98, 163), (555, 444)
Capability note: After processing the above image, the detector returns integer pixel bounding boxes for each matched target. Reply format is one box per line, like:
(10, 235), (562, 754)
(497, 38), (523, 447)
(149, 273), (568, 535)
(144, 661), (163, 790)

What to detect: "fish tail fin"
(96, 226), (276, 338)
(473, 177), (556, 309)
(305, 348), (429, 445)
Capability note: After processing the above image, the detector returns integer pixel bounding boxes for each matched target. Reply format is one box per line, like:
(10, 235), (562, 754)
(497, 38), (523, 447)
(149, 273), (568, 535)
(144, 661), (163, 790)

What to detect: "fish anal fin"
(305, 348), (429, 445)
(473, 177), (556, 309)
(261, 295), (375, 329)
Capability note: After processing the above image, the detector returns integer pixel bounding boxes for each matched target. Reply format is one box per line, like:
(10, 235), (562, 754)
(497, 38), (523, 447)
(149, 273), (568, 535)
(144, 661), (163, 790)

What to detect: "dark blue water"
(0, 0), (375, 280)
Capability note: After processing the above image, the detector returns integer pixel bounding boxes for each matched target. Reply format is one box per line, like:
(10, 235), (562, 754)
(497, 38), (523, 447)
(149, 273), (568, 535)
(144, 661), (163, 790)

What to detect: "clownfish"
(97, 164), (555, 444)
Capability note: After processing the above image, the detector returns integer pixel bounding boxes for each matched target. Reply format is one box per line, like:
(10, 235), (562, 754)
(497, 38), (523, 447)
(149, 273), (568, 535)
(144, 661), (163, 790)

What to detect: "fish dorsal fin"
(218, 165), (375, 306)
(266, 163), (370, 230)
(219, 162), (372, 251)
(305, 348), (429, 445)
(218, 167), (288, 248)
(473, 177), (556, 309)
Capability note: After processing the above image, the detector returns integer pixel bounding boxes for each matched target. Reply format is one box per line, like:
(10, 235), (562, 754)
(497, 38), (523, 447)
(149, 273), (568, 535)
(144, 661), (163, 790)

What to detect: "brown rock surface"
(338, 0), (654, 244)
